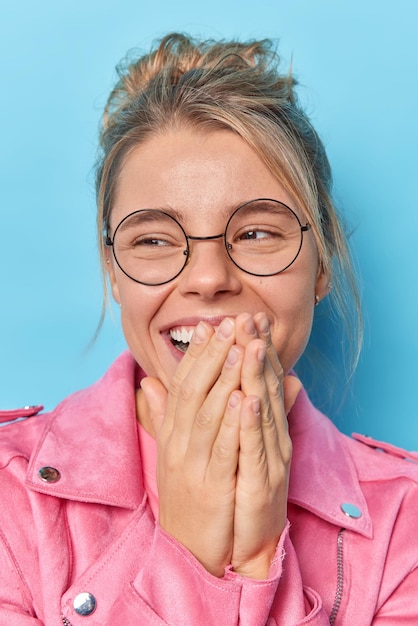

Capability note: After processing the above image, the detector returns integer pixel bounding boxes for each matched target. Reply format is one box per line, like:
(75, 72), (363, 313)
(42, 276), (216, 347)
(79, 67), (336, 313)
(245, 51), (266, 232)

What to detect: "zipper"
(61, 616), (72, 626)
(329, 528), (345, 625)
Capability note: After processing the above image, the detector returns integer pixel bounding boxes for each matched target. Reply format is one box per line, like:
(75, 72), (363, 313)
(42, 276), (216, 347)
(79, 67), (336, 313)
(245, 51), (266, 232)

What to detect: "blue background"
(1, 1), (417, 449)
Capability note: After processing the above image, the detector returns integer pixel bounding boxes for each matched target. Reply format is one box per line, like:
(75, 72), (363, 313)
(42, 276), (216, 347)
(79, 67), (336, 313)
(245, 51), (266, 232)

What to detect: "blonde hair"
(95, 33), (362, 377)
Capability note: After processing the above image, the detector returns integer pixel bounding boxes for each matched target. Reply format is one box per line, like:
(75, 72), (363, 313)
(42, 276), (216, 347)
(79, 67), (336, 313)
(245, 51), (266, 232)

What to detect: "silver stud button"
(38, 466), (61, 483)
(74, 592), (97, 616)
(341, 502), (362, 518)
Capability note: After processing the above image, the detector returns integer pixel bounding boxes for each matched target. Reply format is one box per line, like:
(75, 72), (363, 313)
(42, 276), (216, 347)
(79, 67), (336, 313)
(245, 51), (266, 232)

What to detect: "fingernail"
(257, 342), (266, 363)
(243, 315), (256, 335)
(216, 317), (234, 339)
(252, 397), (261, 415)
(225, 346), (240, 368)
(229, 391), (240, 408)
(257, 313), (269, 335)
(193, 321), (208, 343)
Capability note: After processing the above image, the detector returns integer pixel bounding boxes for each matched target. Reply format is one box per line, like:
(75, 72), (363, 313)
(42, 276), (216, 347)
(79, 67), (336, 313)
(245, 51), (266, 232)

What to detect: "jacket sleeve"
(106, 522), (330, 626)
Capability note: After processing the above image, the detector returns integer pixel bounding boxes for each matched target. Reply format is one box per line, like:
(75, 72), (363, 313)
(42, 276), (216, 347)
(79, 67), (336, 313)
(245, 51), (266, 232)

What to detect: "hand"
(140, 318), (244, 577)
(140, 313), (302, 580)
(230, 313), (302, 579)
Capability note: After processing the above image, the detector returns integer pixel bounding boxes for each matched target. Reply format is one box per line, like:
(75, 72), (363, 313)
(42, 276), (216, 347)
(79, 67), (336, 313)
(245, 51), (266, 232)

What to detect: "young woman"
(1, 33), (417, 625)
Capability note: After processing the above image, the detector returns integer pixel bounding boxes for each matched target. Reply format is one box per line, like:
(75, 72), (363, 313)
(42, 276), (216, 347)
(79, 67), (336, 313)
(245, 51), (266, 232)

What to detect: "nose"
(178, 237), (242, 300)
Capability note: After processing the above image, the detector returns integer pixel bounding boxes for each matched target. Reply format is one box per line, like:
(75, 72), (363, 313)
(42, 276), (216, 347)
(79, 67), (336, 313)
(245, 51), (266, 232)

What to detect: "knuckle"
(212, 440), (230, 462)
(177, 380), (195, 404)
(195, 407), (213, 429)
(261, 406), (275, 429)
(268, 358), (284, 386)
(246, 443), (266, 465)
(269, 377), (283, 402)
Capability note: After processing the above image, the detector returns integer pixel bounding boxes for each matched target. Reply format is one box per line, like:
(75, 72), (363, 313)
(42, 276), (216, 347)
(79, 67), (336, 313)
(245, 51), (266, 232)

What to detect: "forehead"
(110, 128), (300, 229)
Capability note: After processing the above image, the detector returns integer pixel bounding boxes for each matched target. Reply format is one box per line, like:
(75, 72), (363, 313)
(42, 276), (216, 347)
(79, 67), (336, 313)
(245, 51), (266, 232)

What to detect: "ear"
(314, 263), (331, 304)
(105, 249), (121, 305)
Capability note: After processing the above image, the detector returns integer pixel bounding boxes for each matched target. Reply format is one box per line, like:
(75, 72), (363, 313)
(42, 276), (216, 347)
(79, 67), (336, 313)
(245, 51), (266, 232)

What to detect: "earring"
(315, 294), (320, 306)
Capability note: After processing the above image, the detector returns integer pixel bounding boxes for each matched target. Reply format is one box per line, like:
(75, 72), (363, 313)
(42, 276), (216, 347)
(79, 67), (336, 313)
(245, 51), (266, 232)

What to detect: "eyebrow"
(112, 203), (241, 232)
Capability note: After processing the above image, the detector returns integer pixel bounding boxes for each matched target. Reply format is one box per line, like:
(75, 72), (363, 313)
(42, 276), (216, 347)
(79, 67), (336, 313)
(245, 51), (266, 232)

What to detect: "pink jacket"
(1, 352), (418, 625)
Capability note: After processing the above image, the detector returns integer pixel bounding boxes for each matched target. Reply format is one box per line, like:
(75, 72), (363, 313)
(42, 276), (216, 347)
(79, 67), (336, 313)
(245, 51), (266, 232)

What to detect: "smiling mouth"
(169, 327), (195, 353)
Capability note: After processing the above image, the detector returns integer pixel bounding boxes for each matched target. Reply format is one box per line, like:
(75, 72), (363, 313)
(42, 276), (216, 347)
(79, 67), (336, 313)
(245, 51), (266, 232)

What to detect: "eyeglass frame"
(104, 198), (312, 286)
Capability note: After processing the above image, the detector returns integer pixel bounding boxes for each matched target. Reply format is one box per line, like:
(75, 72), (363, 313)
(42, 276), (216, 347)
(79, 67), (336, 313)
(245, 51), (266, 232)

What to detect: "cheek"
(118, 290), (160, 373)
(272, 308), (315, 374)
(119, 284), (157, 327)
(265, 269), (317, 369)
(116, 278), (170, 343)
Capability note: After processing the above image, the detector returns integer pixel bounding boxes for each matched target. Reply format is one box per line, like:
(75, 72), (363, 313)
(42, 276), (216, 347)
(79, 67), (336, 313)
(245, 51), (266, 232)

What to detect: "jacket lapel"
(288, 388), (372, 537)
(26, 352), (143, 510)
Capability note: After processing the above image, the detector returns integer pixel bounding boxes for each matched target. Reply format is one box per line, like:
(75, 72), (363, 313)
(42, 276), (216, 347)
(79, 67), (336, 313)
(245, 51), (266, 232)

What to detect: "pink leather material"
(352, 432), (418, 462)
(0, 405), (43, 423)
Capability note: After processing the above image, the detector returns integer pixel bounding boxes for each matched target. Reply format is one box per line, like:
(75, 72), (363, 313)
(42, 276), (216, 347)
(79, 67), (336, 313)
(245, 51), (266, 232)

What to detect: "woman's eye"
(238, 229), (273, 240)
(133, 236), (171, 247)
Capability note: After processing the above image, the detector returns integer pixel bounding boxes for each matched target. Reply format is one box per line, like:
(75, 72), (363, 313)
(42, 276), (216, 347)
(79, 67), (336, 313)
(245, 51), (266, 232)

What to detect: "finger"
(253, 311), (284, 383)
(234, 312), (259, 348)
(240, 339), (282, 464)
(237, 396), (268, 486)
(235, 311), (282, 426)
(187, 343), (244, 464)
(164, 320), (214, 421)
(206, 389), (242, 484)
(239, 337), (267, 399)
(138, 377), (168, 436)
(253, 312), (294, 445)
(236, 312), (286, 419)
(167, 317), (237, 444)
(252, 316), (301, 434)
(234, 313), (283, 407)
(240, 339), (293, 482)
(233, 394), (287, 579)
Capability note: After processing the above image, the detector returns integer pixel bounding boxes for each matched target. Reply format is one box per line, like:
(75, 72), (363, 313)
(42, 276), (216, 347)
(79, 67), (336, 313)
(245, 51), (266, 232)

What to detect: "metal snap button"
(341, 502), (362, 518)
(38, 466), (61, 483)
(73, 592), (97, 616)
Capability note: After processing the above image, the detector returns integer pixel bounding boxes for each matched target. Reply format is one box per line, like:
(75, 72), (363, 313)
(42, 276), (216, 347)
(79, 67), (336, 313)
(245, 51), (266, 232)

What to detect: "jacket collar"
(288, 389), (372, 537)
(26, 352), (144, 510)
(26, 352), (372, 537)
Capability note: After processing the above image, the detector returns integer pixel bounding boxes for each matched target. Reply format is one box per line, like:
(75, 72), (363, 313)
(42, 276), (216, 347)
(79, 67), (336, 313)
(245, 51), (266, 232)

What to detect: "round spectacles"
(105, 198), (311, 286)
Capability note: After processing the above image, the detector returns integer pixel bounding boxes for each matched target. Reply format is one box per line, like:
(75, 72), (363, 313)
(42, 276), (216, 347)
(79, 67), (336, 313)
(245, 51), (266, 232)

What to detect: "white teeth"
(170, 327), (195, 344)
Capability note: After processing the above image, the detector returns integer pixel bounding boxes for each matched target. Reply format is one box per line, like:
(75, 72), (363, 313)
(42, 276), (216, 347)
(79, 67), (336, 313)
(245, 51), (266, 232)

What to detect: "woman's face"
(107, 128), (328, 388)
